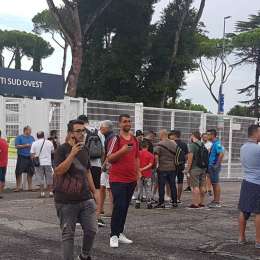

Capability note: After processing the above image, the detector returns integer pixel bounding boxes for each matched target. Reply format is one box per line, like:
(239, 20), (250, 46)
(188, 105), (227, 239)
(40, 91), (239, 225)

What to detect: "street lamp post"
(218, 16), (231, 139)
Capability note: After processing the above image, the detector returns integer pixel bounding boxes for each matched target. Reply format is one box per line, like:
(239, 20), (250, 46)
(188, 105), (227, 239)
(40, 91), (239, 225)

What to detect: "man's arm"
(85, 170), (99, 203)
(15, 136), (30, 150)
(107, 137), (129, 163)
(216, 153), (224, 166)
(140, 162), (153, 172)
(187, 152), (193, 173)
(54, 143), (82, 176)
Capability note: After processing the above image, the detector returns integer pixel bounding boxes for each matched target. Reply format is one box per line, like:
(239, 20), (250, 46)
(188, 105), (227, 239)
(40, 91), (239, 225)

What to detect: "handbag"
(33, 139), (45, 167)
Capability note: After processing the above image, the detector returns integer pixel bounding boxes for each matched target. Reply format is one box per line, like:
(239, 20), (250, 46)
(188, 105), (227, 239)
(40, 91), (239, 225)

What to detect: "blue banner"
(0, 68), (64, 99)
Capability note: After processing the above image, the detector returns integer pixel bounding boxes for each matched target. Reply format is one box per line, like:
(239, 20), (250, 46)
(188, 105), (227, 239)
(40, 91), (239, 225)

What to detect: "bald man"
(154, 130), (178, 209)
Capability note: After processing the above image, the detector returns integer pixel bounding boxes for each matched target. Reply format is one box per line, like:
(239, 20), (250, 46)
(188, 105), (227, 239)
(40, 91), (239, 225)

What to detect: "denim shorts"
(0, 167), (6, 183)
(208, 165), (221, 184)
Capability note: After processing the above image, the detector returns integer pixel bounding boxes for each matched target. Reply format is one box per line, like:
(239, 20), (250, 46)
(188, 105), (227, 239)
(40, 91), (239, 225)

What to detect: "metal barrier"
(0, 95), (256, 184)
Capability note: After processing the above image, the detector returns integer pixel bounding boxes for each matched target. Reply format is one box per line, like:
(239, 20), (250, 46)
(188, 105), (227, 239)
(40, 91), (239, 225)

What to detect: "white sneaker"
(110, 236), (119, 248)
(119, 233), (133, 244)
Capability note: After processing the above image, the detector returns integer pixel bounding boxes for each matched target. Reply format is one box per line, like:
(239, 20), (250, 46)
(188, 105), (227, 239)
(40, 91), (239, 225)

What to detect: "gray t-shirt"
(154, 139), (177, 171)
(240, 140), (260, 185)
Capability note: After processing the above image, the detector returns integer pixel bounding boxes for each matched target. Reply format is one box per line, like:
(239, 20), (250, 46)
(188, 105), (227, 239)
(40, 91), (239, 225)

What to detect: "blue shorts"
(208, 165), (221, 184)
(0, 167), (7, 183)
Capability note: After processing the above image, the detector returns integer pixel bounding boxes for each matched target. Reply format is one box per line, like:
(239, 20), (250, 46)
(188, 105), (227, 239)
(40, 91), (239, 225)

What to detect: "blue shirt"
(240, 140), (260, 185)
(15, 135), (35, 157)
(208, 139), (224, 166)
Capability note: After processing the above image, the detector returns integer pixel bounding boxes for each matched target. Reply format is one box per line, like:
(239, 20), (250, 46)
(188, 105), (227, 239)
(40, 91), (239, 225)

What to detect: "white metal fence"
(0, 95), (256, 184)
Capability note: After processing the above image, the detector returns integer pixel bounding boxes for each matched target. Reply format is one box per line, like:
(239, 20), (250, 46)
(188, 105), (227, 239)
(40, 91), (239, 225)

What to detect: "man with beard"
(107, 114), (140, 248)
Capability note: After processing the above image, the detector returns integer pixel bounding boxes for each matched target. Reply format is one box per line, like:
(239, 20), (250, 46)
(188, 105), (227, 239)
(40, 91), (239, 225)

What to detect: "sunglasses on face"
(73, 129), (87, 134)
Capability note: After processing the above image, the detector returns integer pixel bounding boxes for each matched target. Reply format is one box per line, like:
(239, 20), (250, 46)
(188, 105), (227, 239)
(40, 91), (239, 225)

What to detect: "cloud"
(0, 0), (48, 19)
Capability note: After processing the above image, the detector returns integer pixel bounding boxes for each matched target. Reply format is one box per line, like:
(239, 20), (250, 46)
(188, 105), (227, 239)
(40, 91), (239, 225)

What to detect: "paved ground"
(0, 182), (260, 260)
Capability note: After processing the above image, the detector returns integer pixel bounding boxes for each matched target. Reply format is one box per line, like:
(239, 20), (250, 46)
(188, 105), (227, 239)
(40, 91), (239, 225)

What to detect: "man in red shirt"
(135, 140), (154, 209)
(0, 130), (8, 199)
(107, 114), (140, 248)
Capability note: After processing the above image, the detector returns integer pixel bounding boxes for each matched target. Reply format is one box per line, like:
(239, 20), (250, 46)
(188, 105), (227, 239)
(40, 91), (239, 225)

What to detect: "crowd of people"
(0, 114), (260, 259)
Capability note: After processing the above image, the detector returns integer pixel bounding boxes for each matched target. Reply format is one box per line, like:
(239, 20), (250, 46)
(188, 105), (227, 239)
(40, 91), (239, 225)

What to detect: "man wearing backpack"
(186, 132), (208, 208)
(154, 129), (178, 209)
(207, 129), (224, 208)
(168, 130), (188, 203)
(107, 114), (140, 248)
(78, 115), (105, 227)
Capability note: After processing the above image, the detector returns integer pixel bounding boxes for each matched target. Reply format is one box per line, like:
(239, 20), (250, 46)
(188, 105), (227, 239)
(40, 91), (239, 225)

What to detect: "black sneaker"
(184, 187), (191, 192)
(135, 201), (141, 209)
(97, 218), (106, 227)
(147, 203), (153, 209)
(172, 203), (178, 208)
(153, 203), (165, 209)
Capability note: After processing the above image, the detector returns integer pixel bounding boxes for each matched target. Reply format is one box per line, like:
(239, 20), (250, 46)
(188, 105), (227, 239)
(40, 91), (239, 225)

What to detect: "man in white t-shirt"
(31, 131), (54, 198)
(202, 133), (213, 196)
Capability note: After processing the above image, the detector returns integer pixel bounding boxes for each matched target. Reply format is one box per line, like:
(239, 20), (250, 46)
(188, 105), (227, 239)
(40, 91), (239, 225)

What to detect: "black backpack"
(194, 143), (209, 169)
(85, 128), (103, 159)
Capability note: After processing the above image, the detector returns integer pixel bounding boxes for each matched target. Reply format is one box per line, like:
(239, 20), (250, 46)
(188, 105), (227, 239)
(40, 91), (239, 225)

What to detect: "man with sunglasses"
(107, 114), (140, 248)
(53, 120), (98, 260)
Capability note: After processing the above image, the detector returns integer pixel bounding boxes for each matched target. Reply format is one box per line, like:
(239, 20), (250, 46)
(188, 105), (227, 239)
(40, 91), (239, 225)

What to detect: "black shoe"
(135, 201), (141, 209)
(184, 187), (191, 192)
(97, 218), (106, 227)
(172, 203), (178, 208)
(147, 203), (153, 209)
(153, 203), (165, 209)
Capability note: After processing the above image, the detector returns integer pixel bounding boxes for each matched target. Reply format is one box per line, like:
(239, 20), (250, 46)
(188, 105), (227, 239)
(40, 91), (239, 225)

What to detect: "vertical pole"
(200, 113), (207, 133)
(227, 117), (233, 179)
(171, 110), (175, 130)
(134, 103), (144, 132)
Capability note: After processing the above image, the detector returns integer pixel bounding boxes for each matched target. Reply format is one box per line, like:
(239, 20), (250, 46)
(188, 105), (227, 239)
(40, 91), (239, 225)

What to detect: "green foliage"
(231, 11), (260, 117)
(77, 0), (206, 107)
(32, 9), (60, 35)
(227, 105), (254, 117)
(167, 98), (208, 112)
(0, 30), (54, 71)
(78, 0), (155, 101)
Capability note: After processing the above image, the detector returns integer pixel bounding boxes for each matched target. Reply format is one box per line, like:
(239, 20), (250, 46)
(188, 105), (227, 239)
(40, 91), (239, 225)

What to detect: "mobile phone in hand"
(127, 143), (133, 150)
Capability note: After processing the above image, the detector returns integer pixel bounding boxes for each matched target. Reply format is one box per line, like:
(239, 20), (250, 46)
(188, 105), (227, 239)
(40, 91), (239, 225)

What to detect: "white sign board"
(232, 123), (241, 131)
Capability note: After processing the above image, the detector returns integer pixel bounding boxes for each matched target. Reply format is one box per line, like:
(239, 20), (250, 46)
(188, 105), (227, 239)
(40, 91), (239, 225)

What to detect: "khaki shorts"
(35, 166), (53, 186)
(190, 169), (206, 188)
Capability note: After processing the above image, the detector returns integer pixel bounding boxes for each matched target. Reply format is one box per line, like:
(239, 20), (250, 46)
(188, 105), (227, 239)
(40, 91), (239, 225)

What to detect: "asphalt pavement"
(0, 182), (259, 260)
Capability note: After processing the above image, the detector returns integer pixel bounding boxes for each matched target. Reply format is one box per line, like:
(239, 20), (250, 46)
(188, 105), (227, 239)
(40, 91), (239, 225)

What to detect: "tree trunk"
(32, 57), (41, 72)
(66, 42), (83, 97)
(254, 50), (260, 119)
(62, 41), (68, 80)
(14, 48), (21, 69)
(160, 0), (192, 107)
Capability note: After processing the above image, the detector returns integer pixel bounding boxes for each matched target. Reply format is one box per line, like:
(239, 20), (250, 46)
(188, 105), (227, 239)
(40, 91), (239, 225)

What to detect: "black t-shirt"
(53, 143), (92, 204)
(175, 139), (188, 155)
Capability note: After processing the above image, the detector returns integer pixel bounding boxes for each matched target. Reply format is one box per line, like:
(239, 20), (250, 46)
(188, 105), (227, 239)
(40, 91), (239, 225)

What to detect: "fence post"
(83, 98), (88, 116)
(135, 103), (143, 132)
(171, 110), (175, 130)
(0, 96), (6, 137)
(200, 113), (207, 133)
(227, 117), (233, 179)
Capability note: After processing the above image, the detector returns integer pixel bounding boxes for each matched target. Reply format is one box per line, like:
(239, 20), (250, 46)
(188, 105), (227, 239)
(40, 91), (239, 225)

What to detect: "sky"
(0, 0), (259, 113)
